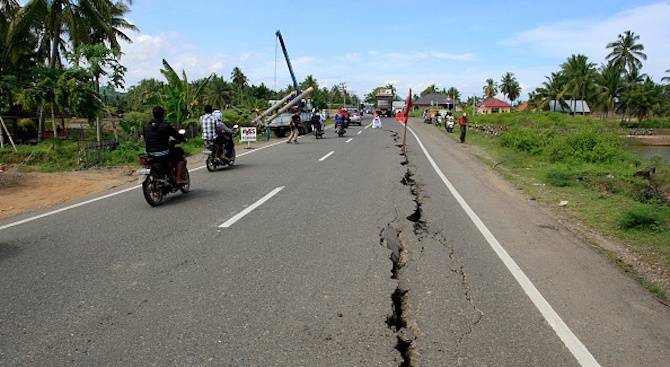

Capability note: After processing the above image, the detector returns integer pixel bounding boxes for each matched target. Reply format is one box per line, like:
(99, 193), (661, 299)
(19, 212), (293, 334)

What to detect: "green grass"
(443, 115), (670, 299)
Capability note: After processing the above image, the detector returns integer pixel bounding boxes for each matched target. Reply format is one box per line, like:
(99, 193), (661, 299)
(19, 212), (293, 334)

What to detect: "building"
(412, 93), (456, 111)
(477, 98), (512, 114)
(548, 100), (590, 115)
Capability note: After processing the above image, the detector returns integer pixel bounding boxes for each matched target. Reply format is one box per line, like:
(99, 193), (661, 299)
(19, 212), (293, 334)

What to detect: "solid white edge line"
(319, 151), (335, 162)
(219, 186), (284, 228)
(0, 139), (289, 232)
(403, 122), (601, 367)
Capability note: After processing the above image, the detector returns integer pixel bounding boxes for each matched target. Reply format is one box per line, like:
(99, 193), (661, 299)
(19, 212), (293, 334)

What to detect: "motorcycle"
(313, 123), (324, 139)
(137, 130), (189, 207)
(204, 140), (236, 171)
(335, 122), (346, 137)
(434, 115), (442, 127)
(204, 125), (238, 171)
(445, 117), (455, 133)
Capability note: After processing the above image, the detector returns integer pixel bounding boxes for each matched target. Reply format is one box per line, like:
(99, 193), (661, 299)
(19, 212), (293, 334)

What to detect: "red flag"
(403, 89), (412, 125)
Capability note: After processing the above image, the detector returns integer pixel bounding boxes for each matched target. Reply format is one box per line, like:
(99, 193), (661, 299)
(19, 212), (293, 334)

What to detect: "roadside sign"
(240, 127), (257, 142)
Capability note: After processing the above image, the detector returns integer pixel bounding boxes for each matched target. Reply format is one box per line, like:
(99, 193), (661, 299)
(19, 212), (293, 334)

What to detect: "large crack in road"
(381, 133), (484, 366)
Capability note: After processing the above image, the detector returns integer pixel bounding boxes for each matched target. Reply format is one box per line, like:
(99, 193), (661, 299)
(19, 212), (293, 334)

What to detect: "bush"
(545, 167), (576, 187)
(619, 205), (667, 231)
(499, 127), (545, 154)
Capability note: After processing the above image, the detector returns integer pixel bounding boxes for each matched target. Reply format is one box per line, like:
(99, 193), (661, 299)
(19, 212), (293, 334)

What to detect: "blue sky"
(118, 0), (670, 102)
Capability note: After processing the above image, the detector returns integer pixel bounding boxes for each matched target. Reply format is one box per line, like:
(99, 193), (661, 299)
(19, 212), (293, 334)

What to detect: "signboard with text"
(240, 127), (257, 142)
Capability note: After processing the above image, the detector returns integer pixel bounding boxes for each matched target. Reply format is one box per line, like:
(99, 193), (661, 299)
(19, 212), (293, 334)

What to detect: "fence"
(78, 140), (119, 168)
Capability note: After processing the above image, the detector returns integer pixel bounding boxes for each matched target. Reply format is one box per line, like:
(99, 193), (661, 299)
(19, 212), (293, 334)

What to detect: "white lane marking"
(319, 151), (335, 161)
(345, 138), (353, 143)
(0, 185), (139, 231)
(357, 131), (363, 135)
(0, 140), (289, 231)
(403, 122), (601, 367)
(219, 186), (284, 228)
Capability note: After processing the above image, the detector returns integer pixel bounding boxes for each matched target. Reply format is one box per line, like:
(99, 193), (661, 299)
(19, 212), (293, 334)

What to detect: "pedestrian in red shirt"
(459, 113), (468, 143)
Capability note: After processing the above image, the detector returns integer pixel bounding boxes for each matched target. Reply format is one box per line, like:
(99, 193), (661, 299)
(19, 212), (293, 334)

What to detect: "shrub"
(619, 205), (667, 231)
(499, 127), (545, 154)
(545, 167), (576, 187)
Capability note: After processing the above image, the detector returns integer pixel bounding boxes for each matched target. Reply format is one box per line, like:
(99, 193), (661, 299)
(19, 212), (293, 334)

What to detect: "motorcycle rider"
(201, 105), (234, 163)
(445, 111), (455, 132)
(334, 108), (346, 134)
(143, 106), (187, 185)
(311, 110), (323, 136)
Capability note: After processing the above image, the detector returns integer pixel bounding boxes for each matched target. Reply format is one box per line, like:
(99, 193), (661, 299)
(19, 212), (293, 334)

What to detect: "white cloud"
(502, 2), (670, 80)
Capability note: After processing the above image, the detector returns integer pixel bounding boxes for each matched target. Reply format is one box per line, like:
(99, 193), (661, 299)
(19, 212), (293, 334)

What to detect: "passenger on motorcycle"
(201, 105), (234, 163)
(143, 106), (187, 185)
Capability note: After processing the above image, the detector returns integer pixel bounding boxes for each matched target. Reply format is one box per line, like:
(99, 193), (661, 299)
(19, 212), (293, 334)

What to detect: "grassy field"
(435, 112), (670, 299)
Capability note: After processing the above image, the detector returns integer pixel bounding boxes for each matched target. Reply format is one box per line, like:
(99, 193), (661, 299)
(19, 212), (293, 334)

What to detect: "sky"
(116, 0), (670, 102)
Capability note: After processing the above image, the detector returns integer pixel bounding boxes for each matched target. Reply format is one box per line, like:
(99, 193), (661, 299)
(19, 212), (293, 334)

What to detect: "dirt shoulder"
(0, 165), (139, 219)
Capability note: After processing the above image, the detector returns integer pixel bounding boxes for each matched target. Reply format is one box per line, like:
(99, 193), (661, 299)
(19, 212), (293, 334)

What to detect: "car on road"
(349, 111), (362, 125)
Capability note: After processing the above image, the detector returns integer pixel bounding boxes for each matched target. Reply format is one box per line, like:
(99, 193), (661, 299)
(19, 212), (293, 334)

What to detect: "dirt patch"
(0, 165), (138, 219)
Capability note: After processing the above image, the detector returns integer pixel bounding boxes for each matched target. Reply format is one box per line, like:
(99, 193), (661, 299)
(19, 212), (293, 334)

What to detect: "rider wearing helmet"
(201, 105), (234, 163)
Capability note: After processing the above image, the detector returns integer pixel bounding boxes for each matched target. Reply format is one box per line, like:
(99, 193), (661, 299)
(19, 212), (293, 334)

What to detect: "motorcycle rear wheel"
(142, 174), (164, 206)
(206, 156), (217, 171)
(180, 169), (190, 193)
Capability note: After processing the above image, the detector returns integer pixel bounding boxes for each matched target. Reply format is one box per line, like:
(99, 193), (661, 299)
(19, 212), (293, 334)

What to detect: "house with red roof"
(477, 98), (512, 114)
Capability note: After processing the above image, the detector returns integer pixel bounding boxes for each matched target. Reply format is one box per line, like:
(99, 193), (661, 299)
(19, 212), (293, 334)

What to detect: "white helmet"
(212, 109), (223, 121)
(462, 113), (467, 117)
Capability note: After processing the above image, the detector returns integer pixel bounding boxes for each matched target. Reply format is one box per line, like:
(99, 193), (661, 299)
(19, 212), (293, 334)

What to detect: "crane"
(275, 30), (300, 95)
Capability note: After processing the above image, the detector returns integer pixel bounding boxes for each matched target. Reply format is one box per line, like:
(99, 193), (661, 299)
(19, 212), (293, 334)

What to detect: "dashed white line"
(319, 151), (335, 161)
(219, 186), (284, 228)
(345, 138), (353, 143)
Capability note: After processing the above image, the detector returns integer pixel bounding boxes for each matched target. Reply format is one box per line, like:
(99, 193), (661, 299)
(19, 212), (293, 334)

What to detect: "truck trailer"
(375, 88), (394, 117)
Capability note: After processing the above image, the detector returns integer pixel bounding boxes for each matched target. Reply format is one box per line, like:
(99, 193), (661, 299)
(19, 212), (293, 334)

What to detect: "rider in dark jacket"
(143, 106), (187, 185)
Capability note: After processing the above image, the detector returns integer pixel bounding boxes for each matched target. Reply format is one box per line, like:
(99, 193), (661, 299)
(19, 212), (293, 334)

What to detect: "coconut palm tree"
(594, 62), (624, 119)
(10, 0), (136, 141)
(203, 74), (233, 110)
(483, 78), (497, 99)
(231, 66), (248, 105)
(559, 54), (596, 115)
(500, 72), (519, 104)
(606, 30), (647, 76)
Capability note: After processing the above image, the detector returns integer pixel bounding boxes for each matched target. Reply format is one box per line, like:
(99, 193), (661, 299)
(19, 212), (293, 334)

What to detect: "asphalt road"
(1, 116), (669, 366)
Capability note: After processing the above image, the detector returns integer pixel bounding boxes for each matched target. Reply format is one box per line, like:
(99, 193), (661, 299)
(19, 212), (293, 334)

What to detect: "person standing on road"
(287, 108), (301, 144)
(459, 112), (468, 143)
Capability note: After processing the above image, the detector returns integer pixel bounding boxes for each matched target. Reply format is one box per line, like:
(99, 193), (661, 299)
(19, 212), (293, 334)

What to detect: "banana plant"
(160, 59), (211, 129)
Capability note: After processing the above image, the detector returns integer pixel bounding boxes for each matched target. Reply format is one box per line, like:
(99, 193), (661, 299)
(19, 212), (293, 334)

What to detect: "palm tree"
(203, 74), (233, 109)
(10, 0), (136, 141)
(420, 84), (437, 96)
(483, 78), (497, 99)
(445, 86), (460, 108)
(500, 72), (519, 103)
(662, 69), (670, 84)
(560, 54), (596, 115)
(606, 30), (647, 76)
(230, 66), (248, 105)
(594, 62), (624, 119)
(300, 74), (318, 92)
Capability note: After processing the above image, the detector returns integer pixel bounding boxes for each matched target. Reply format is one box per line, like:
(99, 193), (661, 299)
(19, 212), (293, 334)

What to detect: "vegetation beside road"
(442, 112), (670, 299)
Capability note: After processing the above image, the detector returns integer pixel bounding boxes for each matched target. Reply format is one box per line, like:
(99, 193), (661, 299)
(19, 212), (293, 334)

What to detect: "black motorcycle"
(204, 140), (236, 171)
(137, 130), (190, 206)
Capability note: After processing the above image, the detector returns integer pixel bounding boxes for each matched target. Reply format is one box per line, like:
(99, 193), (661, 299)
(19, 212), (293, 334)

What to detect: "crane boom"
(275, 30), (300, 94)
